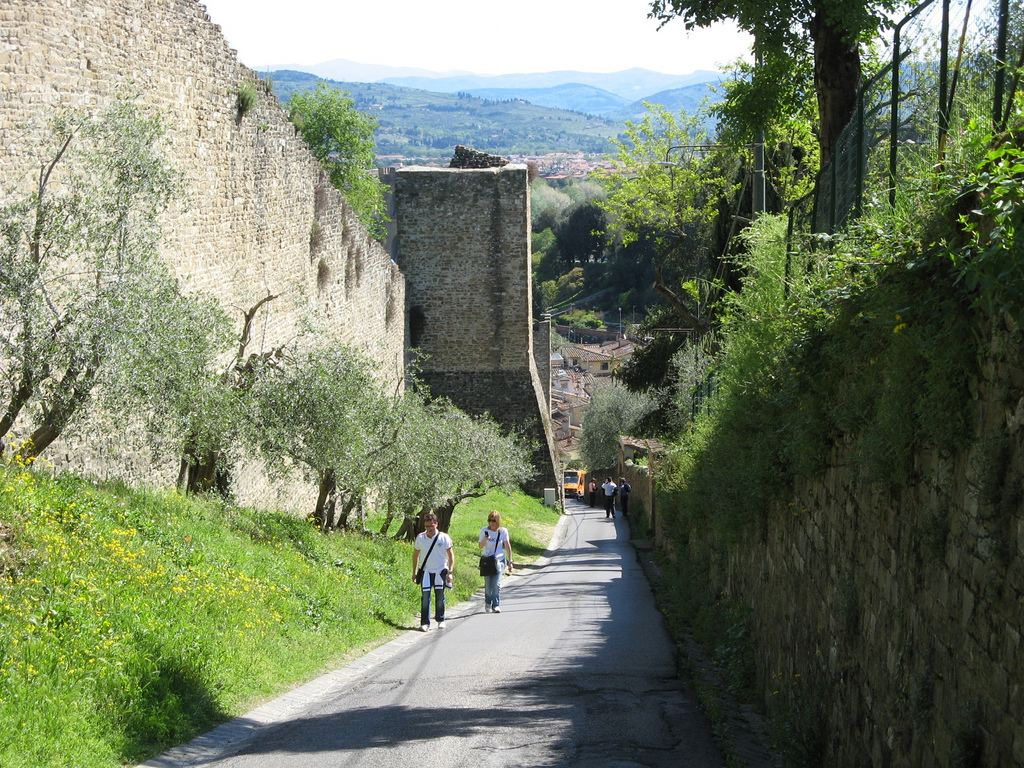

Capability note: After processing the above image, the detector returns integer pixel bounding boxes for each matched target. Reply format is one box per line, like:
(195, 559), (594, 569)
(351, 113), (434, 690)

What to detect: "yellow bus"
(563, 469), (587, 499)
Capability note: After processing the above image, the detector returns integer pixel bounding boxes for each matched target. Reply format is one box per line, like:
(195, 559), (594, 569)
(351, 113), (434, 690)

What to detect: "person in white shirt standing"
(412, 513), (454, 631)
(602, 477), (618, 519)
(478, 511), (513, 613)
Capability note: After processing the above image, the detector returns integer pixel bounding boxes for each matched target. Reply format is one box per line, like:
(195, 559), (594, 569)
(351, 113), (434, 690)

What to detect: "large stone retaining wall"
(695, 340), (1024, 766)
(1, 0), (405, 510)
(394, 166), (559, 494)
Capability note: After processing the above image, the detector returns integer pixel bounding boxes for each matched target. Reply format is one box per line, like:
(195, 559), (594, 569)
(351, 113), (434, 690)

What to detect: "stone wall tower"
(395, 161), (559, 495)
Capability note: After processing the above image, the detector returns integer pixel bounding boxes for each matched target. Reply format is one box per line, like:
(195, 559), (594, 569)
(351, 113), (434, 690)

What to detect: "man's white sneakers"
(438, 621), (447, 629)
(484, 604), (492, 613)
(493, 607), (501, 613)
(420, 624), (429, 632)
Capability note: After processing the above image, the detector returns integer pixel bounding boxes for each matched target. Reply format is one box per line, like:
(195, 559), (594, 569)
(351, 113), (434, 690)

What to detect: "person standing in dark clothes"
(618, 477), (631, 518)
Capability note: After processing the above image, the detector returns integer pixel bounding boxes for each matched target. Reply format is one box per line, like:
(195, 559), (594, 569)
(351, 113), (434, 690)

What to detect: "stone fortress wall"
(1, 0), (405, 511)
(394, 166), (559, 494)
(1, 0), (558, 508)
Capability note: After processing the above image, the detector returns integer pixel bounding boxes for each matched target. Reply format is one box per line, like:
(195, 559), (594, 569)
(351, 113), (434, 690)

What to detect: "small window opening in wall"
(601, 363), (609, 371)
(409, 306), (426, 349)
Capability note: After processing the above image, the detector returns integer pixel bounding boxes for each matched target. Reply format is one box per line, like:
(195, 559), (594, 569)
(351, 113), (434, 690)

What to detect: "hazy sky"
(199, 0), (752, 75)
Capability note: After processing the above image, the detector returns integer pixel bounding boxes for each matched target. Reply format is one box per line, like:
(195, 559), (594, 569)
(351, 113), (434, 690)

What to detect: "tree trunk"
(435, 500), (457, 533)
(653, 238), (710, 334)
(394, 514), (416, 542)
(379, 499), (397, 537)
(178, 448), (230, 496)
(809, 8), (863, 166)
(0, 371), (36, 455)
(22, 362), (97, 458)
(336, 493), (358, 530)
(314, 469), (338, 531)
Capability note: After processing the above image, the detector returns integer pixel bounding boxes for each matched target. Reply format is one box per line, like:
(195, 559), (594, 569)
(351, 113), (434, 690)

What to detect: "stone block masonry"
(686, 337), (1024, 767)
(2, 0), (558, 508)
(395, 165), (559, 495)
(449, 144), (509, 169)
(1, 0), (405, 511)
(534, 318), (553, 412)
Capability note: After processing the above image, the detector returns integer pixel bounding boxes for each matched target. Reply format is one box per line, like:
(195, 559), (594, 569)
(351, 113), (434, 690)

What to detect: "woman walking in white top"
(478, 511), (513, 613)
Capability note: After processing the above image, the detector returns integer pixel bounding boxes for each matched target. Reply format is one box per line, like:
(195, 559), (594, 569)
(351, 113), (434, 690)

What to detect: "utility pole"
(753, 127), (765, 217)
(752, 41), (766, 218)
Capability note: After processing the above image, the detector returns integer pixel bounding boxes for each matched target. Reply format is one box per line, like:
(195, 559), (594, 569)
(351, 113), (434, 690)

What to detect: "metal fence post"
(890, 23), (901, 209)
(855, 94), (865, 220)
(994, 0), (1010, 130)
(939, 0), (950, 142)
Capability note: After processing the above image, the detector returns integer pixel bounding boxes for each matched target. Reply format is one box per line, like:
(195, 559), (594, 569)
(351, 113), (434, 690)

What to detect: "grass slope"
(0, 462), (559, 767)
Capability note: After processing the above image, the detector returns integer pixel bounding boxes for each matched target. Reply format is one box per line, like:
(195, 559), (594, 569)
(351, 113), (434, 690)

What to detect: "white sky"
(199, 0), (752, 76)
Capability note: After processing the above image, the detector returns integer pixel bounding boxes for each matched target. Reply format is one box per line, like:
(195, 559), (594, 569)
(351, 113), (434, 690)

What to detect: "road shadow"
(217, 506), (724, 768)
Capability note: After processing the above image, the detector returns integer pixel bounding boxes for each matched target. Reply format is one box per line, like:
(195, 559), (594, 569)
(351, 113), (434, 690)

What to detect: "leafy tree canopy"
(579, 384), (654, 470)
(244, 344), (386, 529)
(241, 342), (535, 536)
(599, 104), (738, 333)
(711, 49), (819, 209)
(394, 396), (535, 534)
(649, 0), (907, 162)
(531, 179), (572, 232)
(554, 201), (608, 265)
(289, 82), (388, 238)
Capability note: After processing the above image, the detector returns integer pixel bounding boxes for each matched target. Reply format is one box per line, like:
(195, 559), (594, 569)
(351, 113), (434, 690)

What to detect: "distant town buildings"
(510, 153), (615, 179)
(549, 336), (637, 462)
(378, 152), (613, 180)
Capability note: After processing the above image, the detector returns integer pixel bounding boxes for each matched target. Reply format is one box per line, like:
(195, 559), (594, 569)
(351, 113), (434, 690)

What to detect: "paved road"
(150, 499), (723, 768)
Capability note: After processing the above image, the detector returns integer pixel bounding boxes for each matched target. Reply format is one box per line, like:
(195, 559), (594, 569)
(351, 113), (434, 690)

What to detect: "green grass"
(0, 463), (559, 767)
(447, 492), (559, 564)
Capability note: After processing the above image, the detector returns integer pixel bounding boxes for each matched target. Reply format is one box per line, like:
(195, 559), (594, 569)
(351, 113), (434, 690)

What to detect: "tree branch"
(32, 130), (76, 266)
(230, 293), (279, 374)
(652, 237), (710, 334)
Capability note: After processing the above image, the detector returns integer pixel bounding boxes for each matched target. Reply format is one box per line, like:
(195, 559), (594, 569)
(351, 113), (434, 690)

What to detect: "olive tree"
(387, 397), (536, 539)
(579, 384), (655, 471)
(0, 98), (230, 460)
(244, 344), (387, 530)
(244, 346), (535, 536)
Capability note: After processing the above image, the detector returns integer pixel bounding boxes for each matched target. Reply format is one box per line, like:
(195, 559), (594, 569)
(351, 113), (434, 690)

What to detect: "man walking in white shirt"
(412, 513), (455, 631)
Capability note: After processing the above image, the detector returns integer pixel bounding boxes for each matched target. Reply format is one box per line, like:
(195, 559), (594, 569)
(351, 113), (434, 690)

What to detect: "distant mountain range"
(257, 58), (723, 117)
(255, 59), (478, 84)
(379, 67), (721, 101)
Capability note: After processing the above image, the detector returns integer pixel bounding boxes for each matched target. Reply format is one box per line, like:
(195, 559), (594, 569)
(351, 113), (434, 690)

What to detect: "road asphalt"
(140, 499), (724, 768)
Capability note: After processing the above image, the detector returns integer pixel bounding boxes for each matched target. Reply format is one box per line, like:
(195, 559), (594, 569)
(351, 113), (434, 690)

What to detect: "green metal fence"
(804, 0), (1020, 235)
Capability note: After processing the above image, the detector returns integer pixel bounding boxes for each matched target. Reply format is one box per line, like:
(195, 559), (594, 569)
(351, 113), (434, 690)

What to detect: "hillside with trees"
(268, 70), (625, 160)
